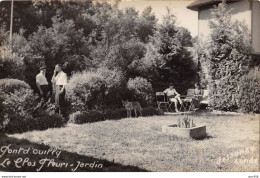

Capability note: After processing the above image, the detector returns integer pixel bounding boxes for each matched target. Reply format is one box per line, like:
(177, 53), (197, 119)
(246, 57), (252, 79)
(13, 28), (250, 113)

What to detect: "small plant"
(178, 115), (196, 128)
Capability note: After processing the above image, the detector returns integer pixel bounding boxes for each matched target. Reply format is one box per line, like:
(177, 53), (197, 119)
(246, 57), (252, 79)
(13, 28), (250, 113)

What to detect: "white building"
(187, 0), (260, 56)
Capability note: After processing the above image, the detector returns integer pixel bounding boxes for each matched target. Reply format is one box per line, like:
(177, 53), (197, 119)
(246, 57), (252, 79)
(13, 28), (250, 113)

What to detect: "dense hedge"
(66, 69), (126, 112)
(69, 106), (164, 124)
(0, 78), (65, 134)
(0, 78), (163, 134)
(197, 2), (259, 113)
(2, 111), (65, 134)
(238, 67), (260, 113)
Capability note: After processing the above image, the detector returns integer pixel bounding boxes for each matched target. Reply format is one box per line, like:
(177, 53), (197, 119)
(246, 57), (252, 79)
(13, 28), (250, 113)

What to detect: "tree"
(207, 1), (251, 111)
(84, 3), (147, 77)
(0, 1), (40, 38)
(0, 0), (93, 38)
(137, 6), (157, 43)
(176, 27), (192, 47)
(22, 16), (87, 90)
(138, 9), (197, 93)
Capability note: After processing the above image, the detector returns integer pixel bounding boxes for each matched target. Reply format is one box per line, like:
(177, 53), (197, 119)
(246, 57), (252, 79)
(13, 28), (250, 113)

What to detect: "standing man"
(36, 66), (50, 104)
(164, 83), (183, 112)
(51, 64), (67, 116)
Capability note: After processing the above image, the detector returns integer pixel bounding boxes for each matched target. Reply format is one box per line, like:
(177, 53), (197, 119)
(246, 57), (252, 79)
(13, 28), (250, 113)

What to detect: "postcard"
(0, 0), (259, 176)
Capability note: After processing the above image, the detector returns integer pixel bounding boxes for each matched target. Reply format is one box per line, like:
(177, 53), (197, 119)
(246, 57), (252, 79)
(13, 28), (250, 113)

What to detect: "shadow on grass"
(193, 134), (214, 141)
(182, 109), (244, 117)
(0, 134), (148, 172)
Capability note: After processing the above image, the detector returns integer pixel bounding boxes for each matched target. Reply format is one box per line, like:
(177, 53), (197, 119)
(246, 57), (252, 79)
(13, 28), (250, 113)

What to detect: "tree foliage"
(136, 10), (196, 93)
(0, 1), (196, 111)
(204, 2), (253, 111)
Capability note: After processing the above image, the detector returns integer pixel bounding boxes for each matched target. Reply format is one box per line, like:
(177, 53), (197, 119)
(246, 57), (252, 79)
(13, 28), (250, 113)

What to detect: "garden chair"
(180, 89), (196, 112)
(156, 92), (183, 112)
(156, 92), (169, 111)
(167, 95), (184, 112)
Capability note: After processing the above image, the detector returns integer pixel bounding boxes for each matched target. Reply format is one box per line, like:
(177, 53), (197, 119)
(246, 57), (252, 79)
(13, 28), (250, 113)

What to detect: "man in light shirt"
(163, 83), (183, 112)
(36, 66), (50, 102)
(51, 64), (68, 116)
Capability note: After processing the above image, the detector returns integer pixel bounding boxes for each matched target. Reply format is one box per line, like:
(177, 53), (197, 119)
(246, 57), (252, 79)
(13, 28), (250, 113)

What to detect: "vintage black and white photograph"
(0, 0), (259, 174)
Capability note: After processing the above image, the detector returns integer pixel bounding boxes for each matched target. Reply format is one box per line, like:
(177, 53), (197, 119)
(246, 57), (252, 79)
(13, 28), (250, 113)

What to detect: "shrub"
(127, 77), (153, 105)
(2, 110), (64, 134)
(0, 87), (37, 133)
(31, 109), (65, 131)
(103, 108), (127, 120)
(238, 67), (260, 113)
(96, 67), (125, 91)
(1, 88), (37, 119)
(0, 78), (31, 94)
(96, 67), (126, 107)
(0, 79), (65, 134)
(0, 25), (8, 45)
(205, 2), (252, 111)
(66, 68), (126, 112)
(0, 46), (26, 80)
(68, 111), (83, 123)
(69, 106), (163, 124)
(66, 71), (106, 112)
(74, 110), (105, 124)
(142, 106), (164, 116)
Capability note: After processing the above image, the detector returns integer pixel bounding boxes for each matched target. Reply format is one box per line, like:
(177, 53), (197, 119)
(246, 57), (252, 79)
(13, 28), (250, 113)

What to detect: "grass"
(0, 134), (147, 172)
(6, 111), (260, 172)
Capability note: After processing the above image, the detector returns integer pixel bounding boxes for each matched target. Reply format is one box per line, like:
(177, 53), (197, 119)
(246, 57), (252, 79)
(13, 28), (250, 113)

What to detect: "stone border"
(162, 124), (206, 139)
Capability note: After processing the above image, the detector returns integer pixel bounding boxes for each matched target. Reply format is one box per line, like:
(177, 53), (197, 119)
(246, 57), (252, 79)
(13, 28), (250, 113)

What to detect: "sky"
(117, 0), (198, 37)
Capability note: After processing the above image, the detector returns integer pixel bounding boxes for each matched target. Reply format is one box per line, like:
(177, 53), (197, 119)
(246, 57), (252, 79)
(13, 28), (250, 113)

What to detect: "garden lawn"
(9, 112), (260, 172)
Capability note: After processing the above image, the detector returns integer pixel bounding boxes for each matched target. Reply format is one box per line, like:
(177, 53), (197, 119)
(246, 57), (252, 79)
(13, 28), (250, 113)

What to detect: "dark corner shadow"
(0, 134), (148, 172)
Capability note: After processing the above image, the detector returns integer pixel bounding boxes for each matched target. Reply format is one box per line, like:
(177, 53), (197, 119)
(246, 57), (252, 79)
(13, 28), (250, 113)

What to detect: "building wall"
(252, 1), (260, 54)
(198, 1), (252, 40)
